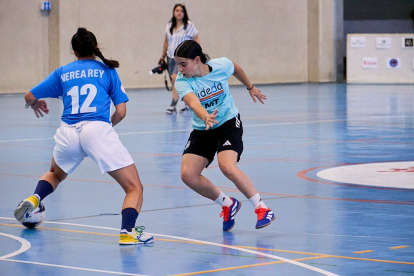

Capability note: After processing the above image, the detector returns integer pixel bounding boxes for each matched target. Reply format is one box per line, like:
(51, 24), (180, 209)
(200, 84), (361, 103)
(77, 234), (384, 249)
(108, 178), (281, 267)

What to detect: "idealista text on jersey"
(60, 69), (105, 82)
(196, 82), (223, 98)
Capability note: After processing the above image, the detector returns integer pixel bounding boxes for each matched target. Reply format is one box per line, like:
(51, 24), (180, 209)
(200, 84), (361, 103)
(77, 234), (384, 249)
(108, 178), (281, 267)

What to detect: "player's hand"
(249, 86), (267, 104)
(32, 100), (49, 118)
(205, 109), (218, 130)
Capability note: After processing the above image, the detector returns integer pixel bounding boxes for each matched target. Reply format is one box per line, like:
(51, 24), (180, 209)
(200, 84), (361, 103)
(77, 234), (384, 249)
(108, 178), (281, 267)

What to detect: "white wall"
(0, 0), (340, 94)
(347, 33), (414, 83)
(0, 1), (48, 93)
(308, 0), (343, 82)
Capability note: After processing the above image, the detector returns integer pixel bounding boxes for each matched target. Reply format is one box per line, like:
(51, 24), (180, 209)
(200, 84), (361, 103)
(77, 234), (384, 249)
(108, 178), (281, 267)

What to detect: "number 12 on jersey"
(67, 84), (97, 114)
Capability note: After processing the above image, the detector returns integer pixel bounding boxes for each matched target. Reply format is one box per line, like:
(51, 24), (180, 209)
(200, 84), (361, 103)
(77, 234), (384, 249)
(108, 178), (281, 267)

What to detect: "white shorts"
(53, 121), (134, 174)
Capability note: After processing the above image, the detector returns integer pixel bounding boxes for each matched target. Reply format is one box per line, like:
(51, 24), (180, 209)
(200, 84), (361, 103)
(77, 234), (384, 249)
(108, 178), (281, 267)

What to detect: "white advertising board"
(362, 57), (378, 69)
(376, 37), (391, 49)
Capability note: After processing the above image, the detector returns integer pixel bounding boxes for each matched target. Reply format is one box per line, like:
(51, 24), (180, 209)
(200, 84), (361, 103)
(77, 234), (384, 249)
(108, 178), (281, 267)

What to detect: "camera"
(150, 59), (168, 75)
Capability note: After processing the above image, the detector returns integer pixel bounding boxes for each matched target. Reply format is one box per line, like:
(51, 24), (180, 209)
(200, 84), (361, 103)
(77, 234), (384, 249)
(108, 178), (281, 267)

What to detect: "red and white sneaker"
(220, 198), (242, 231)
(255, 207), (275, 229)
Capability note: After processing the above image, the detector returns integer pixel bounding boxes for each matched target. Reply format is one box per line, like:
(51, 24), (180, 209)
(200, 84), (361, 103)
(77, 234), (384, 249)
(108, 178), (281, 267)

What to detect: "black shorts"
(183, 114), (243, 167)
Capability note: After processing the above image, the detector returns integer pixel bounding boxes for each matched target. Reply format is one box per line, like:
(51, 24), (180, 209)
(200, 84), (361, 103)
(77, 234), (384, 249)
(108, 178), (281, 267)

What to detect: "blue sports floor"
(0, 83), (413, 275)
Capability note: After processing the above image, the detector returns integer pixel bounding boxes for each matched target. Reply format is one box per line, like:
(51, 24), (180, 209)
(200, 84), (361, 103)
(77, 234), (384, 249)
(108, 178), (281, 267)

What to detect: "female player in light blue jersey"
(174, 40), (275, 231)
(14, 28), (153, 245)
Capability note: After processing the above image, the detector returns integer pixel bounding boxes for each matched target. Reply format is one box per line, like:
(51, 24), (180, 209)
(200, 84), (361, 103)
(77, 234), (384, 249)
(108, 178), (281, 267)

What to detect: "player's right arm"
(183, 93), (218, 130)
(24, 91), (49, 118)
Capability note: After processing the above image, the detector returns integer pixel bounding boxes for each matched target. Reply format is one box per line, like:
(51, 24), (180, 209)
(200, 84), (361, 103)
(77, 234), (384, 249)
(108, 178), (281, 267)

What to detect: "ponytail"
(95, 48), (119, 68)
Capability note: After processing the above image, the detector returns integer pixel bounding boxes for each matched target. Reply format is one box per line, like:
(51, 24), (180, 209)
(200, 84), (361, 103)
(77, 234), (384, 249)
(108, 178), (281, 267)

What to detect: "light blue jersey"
(175, 57), (238, 130)
(31, 59), (128, 125)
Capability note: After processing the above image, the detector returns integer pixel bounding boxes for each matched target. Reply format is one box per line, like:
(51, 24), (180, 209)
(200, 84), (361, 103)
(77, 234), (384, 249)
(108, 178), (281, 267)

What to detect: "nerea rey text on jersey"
(61, 69), (105, 82)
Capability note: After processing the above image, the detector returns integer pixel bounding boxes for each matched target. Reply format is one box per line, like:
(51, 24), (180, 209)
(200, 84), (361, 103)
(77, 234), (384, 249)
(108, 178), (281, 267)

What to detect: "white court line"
(0, 217), (338, 276)
(0, 232), (31, 259)
(0, 119), (344, 143)
(1, 259), (147, 276)
(2, 114), (413, 143)
(0, 226), (147, 275)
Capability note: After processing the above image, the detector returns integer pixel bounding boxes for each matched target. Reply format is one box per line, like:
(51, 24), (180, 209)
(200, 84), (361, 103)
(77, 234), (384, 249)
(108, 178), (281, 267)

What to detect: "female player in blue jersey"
(14, 28), (153, 245)
(174, 40), (275, 231)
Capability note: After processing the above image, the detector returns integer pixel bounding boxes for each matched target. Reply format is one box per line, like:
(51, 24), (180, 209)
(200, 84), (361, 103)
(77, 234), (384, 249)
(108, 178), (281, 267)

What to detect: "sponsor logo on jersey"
(197, 83), (223, 100)
(197, 83), (224, 109)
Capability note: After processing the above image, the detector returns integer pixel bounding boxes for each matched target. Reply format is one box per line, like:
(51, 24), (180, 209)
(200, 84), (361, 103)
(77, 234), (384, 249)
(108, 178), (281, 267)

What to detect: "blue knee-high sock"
(121, 208), (139, 232)
(34, 180), (54, 201)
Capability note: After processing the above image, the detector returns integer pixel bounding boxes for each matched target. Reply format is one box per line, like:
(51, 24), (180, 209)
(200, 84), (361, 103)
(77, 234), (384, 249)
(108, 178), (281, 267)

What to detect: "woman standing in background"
(160, 3), (200, 114)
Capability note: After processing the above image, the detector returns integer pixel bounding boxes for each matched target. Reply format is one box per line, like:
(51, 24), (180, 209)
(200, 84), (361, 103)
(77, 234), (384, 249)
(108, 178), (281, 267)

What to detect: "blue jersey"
(31, 59), (128, 125)
(175, 57), (238, 130)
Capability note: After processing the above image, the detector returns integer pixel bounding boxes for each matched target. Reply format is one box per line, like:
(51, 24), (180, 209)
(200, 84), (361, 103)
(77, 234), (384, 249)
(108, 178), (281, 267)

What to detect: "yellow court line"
(0, 224), (220, 245)
(1, 223), (413, 266)
(240, 246), (414, 265)
(323, 255), (414, 265)
(389, 246), (409, 250)
(0, 224), (219, 244)
(0, 223), (118, 237)
(169, 256), (331, 276)
(353, 250), (374, 254)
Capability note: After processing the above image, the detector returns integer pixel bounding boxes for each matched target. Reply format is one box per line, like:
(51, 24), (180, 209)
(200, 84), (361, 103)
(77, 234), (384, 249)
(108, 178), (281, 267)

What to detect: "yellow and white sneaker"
(14, 195), (40, 223)
(119, 226), (154, 245)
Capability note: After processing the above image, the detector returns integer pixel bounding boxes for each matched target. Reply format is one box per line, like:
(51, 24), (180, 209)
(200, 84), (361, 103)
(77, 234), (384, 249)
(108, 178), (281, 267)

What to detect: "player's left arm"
(232, 62), (267, 104)
(111, 102), (126, 127)
(183, 93), (218, 130)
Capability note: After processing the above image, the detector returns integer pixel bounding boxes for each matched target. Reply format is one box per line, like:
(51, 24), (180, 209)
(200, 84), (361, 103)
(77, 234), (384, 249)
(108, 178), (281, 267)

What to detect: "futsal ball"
(22, 202), (46, 228)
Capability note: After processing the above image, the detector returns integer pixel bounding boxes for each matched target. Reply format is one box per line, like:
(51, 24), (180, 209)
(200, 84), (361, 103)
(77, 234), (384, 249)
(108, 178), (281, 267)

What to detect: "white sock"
(214, 192), (233, 207)
(249, 193), (267, 209)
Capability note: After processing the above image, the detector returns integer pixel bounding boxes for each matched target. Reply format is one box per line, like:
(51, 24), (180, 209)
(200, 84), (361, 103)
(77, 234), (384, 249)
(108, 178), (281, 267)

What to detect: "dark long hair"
(169, 4), (189, 35)
(71, 28), (119, 68)
(174, 40), (209, 63)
